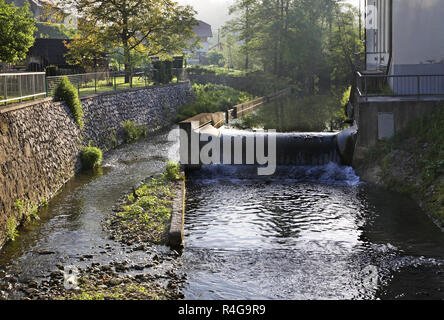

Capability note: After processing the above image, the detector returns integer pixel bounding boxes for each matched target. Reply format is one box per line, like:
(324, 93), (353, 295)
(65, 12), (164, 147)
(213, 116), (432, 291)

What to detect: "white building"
(365, 0), (444, 95)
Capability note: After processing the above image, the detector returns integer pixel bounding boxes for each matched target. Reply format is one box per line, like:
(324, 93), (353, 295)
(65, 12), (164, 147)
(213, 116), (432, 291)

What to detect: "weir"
(179, 111), (357, 169)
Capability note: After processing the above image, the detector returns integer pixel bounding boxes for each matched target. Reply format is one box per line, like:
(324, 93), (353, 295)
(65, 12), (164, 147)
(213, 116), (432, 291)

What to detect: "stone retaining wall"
(0, 82), (193, 248)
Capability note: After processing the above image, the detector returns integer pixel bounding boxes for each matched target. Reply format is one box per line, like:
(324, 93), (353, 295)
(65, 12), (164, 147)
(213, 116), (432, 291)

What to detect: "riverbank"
(356, 107), (444, 230)
(3, 162), (186, 300)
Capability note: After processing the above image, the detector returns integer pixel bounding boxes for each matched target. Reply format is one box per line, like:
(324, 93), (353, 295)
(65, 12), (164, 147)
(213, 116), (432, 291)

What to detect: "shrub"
(6, 217), (18, 241)
(80, 145), (103, 170)
(163, 161), (182, 181)
(54, 76), (84, 128)
(122, 120), (147, 143)
(176, 83), (254, 121)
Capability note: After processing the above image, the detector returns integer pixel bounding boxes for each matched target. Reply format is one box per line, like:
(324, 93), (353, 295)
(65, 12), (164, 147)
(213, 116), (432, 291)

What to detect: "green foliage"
(176, 83), (253, 121)
(221, 1), (363, 92)
(66, 0), (198, 72)
(14, 198), (39, 222)
(35, 22), (75, 39)
(232, 86), (348, 132)
(122, 121), (147, 143)
(118, 176), (174, 244)
(187, 65), (292, 96)
(109, 129), (117, 148)
(6, 216), (18, 241)
(187, 65), (246, 77)
(162, 161), (183, 181)
(80, 145), (103, 170)
(363, 107), (444, 224)
(207, 51), (226, 67)
(54, 77), (84, 128)
(0, 0), (36, 63)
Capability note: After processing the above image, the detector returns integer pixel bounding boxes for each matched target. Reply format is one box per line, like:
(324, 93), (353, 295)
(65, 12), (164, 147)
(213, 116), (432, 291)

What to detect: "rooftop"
(193, 20), (213, 38)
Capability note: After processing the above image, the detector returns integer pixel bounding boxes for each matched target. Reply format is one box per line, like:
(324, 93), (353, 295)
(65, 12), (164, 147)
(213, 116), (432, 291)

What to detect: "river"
(0, 127), (443, 300)
(182, 164), (444, 299)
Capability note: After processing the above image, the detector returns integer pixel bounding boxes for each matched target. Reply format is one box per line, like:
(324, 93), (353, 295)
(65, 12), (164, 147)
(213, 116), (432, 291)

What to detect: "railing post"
(19, 75), (22, 103)
(32, 74), (36, 100)
(94, 72), (97, 93)
(77, 79), (80, 97)
(45, 76), (48, 97)
(4, 75), (7, 106)
(417, 75), (420, 96)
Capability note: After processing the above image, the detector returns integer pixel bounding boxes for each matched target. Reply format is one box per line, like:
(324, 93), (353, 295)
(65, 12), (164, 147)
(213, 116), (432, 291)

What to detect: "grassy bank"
(360, 107), (444, 227)
(187, 65), (293, 96)
(176, 83), (254, 122)
(106, 162), (183, 245)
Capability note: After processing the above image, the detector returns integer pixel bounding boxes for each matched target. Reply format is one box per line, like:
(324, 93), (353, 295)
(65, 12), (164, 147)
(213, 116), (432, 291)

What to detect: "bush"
(176, 83), (254, 121)
(54, 76), (84, 128)
(163, 161), (183, 181)
(80, 146), (103, 170)
(122, 120), (147, 143)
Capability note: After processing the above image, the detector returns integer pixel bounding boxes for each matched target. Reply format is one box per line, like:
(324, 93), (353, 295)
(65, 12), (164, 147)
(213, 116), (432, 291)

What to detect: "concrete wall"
(0, 82), (193, 248)
(353, 97), (441, 165)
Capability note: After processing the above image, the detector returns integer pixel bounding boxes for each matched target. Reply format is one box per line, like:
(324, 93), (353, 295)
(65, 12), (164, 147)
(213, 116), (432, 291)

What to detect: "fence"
(0, 72), (46, 105)
(46, 68), (188, 98)
(227, 88), (292, 121)
(356, 72), (444, 97)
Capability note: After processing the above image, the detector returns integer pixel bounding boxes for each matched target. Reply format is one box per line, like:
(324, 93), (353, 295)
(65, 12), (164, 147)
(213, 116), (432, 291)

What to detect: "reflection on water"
(183, 164), (444, 300)
(0, 129), (179, 299)
(230, 94), (346, 132)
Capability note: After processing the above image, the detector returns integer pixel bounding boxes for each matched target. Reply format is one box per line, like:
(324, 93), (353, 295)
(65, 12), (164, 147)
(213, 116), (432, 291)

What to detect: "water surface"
(182, 164), (444, 300)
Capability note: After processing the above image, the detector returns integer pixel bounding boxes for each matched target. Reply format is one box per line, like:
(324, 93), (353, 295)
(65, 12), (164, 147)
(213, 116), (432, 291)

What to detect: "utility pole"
(359, 0), (362, 41)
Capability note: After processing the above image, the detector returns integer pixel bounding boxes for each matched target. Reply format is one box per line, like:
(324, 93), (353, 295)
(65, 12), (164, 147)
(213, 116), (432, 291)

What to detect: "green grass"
(176, 83), (254, 121)
(77, 76), (156, 97)
(187, 65), (247, 77)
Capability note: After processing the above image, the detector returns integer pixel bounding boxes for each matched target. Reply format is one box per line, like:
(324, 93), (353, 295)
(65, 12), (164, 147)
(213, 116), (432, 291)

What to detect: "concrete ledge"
(0, 97), (53, 114)
(168, 178), (186, 249)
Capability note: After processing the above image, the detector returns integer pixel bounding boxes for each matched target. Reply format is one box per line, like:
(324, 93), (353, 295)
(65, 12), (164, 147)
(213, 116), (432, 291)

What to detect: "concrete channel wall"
(352, 97), (442, 165)
(0, 82), (193, 248)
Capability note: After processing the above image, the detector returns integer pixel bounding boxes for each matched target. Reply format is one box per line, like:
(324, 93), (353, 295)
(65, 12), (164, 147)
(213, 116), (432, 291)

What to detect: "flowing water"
(0, 129), (180, 299)
(182, 164), (444, 300)
(0, 126), (444, 300)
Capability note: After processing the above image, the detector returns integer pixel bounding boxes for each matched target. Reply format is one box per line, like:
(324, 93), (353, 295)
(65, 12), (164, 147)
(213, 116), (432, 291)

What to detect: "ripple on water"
(183, 164), (444, 300)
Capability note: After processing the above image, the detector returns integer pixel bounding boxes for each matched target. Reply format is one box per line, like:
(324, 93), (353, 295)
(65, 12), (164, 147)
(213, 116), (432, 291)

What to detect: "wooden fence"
(227, 88), (291, 121)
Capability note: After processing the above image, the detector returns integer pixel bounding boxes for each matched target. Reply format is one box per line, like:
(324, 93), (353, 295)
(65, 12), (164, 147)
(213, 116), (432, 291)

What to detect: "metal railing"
(46, 68), (188, 98)
(356, 72), (444, 97)
(0, 72), (46, 105)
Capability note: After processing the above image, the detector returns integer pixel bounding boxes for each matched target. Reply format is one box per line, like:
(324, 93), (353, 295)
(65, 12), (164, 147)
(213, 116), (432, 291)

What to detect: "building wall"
(392, 0), (444, 75)
(366, 0), (391, 71)
(0, 82), (193, 248)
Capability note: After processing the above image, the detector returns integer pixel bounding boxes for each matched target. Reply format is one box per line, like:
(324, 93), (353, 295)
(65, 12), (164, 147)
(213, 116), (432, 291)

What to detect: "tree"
(65, 0), (198, 81)
(0, 0), (36, 63)
(64, 19), (109, 72)
(221, 0), (363, 93)
(224, 0), (257, 70)
(207, 50), (225, 67)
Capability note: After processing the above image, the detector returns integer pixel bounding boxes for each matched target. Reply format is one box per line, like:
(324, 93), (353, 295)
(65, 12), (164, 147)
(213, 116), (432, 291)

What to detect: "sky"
(177, 0), (361, 30)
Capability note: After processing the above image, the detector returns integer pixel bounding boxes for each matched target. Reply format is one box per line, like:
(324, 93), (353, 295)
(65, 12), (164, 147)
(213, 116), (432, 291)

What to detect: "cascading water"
(218, 128), (342, 166)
